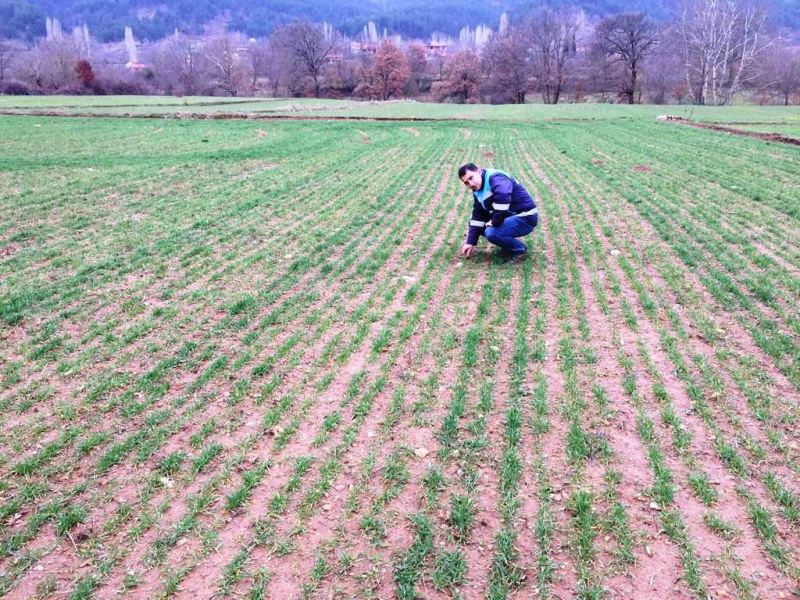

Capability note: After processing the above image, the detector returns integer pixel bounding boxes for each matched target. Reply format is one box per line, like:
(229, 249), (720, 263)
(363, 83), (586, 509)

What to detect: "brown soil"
(2, 144), (409, 431)
(569, 139), (800, 453)
(520, 162), (583, 598)
(234, 165), (462, 597)
(287, 176), (479, 599)
(1, 243), (21, 256)
(461, 270), (524, 592)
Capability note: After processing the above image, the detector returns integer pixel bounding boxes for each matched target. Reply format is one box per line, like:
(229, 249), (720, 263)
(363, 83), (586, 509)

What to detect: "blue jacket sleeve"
(488, 173), (513, 227)
(466, 198), (491, 246)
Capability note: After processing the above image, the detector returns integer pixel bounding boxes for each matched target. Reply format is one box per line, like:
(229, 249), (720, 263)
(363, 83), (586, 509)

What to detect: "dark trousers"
(484, 215), (538, 254)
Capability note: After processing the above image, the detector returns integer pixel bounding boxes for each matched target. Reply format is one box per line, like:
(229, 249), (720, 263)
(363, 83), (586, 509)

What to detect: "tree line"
(1, 0), (798, 105)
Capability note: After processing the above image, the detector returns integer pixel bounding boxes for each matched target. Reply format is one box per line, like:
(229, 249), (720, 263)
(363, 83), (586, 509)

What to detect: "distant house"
(325, 51), (345, 63)
(425, 40), (449, 57)
(350, 40), (379, 55)
(94, 41), (149, 71)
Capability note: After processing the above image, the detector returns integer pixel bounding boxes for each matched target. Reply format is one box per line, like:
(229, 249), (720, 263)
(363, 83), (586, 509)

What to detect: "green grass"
(393, 514), (434, 600)
(688, 471), (719, 506)
(56, 504), (87, 537)
(703, 512), (740, 540)
(4, 96), (800, 124)
(432, 549), (467, 591)
(448, 494), (476, 541)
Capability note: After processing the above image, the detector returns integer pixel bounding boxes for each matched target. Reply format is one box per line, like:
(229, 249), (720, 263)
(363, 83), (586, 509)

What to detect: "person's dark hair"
(458, 163), (479, 178)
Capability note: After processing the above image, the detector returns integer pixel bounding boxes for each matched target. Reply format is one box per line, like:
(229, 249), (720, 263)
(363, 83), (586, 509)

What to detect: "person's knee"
(485, 228), (500, 243)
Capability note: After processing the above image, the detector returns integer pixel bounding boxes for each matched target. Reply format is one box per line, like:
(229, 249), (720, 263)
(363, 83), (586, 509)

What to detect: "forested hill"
(1, 0), (798, 42)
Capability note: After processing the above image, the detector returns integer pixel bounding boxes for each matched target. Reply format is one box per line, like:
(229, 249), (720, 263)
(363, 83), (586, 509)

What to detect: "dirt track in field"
(660, 115), (800, 146)
(0, 109), (451, 122)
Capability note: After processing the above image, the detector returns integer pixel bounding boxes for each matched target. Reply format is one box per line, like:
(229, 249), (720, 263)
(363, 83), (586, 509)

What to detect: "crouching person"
(458, 163), (539, 263)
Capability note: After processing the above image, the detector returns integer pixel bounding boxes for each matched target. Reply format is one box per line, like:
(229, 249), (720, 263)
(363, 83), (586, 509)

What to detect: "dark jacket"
(465, 170), (537, 245)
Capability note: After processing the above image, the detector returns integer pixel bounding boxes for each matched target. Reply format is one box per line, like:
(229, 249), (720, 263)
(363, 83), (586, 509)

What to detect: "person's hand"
(460, 243), (476, 257)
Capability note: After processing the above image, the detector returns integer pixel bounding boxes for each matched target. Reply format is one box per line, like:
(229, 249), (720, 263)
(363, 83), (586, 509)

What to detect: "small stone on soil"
(414, 447), (429, 459)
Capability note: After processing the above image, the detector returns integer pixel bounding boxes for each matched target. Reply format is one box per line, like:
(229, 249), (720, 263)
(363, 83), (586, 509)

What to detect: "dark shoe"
(503, 251), (528, 264)
(498, 249), (513, 261)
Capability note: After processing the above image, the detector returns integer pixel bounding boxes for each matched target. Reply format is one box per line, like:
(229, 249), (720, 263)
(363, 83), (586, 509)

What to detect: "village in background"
(0, 0), (799, 106)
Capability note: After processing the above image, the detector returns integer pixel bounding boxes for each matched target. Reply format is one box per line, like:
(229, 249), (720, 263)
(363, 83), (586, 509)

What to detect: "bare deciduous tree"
(760, 42), (800, 105)
(259, 44), (287, 97)
(593, 12), (659, 104)
(432, 49), (482, 103)
(204, 33), (248, 96)
(482, 26), (531, 104)
(644, 28), (685, 103)
(0, 38), (22, 82)
(680, 0), (769, 105)
(20, 38), (80, 89)
(327, 54), (358, 96)
(405, 42), (430, 95)
(585, 48), (617, 101)
(566, 53), (591, 102)
(243, 38), (269, 95)
(149, 33), (207, 95)
(355, 40), (410, 100)
(270, 20), (337, 97)
(18, 17), (84, 90)
(528, 8), (578, 104)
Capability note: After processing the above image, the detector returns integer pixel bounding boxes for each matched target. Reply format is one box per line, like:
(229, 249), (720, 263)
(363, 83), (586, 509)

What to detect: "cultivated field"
(3, 96), (800, 125)
(0, 101), (798, 599)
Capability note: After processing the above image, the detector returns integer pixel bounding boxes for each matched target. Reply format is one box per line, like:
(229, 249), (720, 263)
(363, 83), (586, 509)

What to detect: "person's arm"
(488, 173), (513, 227)
(465, 199), (491, 245)
(461, 199), (490, 256)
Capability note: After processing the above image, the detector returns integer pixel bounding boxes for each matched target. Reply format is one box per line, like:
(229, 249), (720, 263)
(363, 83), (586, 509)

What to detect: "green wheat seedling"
(448, 494), (476, 542)
(568, 490), (602, 599)
(702, 512), (740, 540)
(763, 472), (800, 524)
(432, 549), (467, 591)
(393, 514), (434, 600)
